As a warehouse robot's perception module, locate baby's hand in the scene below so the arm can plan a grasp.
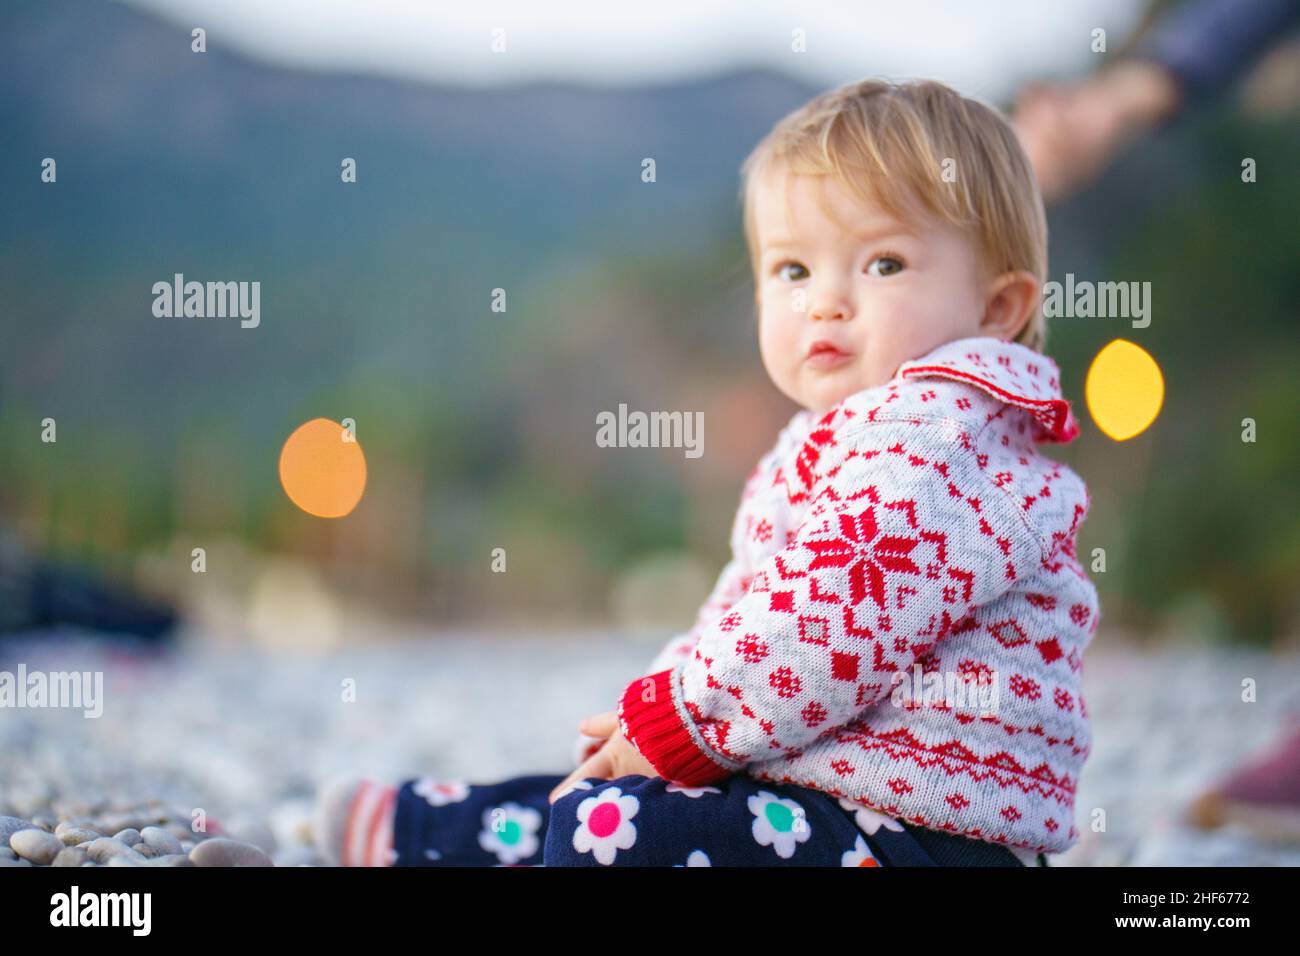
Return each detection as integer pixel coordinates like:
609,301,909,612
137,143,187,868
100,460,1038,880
549,726,658,804
572,710,617,764
576,710,618,739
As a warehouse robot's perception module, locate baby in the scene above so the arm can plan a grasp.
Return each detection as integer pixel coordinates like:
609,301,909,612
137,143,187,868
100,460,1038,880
316,78,1100,867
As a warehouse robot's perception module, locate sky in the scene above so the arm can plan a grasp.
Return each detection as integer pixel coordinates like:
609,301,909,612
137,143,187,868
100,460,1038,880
122,0,1148,99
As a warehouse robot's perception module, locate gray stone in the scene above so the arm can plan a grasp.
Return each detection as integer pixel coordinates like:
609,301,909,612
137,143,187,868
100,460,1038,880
223,817,277,855
140,826,183,856
85,837,145,864
188,838,273,867
31,815,56,832
146,854,194,867
0,857,34,867
107,854,145,867
0,847,15,860
51,847,89,867
57,827,101,846
112,828,142,847
0,817,35,846
165,824,193,842
99,814,142,834
10,828,64,865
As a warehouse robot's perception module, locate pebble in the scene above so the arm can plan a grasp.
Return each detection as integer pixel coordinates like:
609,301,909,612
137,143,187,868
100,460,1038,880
57,827,101,846
141,827,183,856
0,857,34,867
31,815,56,832
189,838,273,867
99,814,143,834
224,818,277,855
113,828,143,847
0,847,14,860
107,854,145,867
52,847,88,867
0,817,35,846
10,829,64,865
166,824,193,842
85,837,145,864
146,854,193,867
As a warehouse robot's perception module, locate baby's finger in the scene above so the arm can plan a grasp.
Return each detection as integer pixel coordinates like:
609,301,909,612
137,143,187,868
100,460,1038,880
549,751,610,804
577,710,619,738
547,771,580,806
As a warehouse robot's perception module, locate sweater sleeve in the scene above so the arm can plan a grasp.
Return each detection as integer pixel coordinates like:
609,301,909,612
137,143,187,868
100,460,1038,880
572,556,753,767
641,555,750,676
639,410,811,678
616,417,1046,785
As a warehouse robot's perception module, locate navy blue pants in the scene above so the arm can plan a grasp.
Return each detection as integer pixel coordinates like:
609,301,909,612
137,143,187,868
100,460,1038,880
392,773,1036,867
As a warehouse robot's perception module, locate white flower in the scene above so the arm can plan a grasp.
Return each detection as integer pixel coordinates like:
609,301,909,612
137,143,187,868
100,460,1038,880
748,790,811,860
841,834,881,867
413,778,470,807
836,797,906,836
571,787,639,865
478,802,542,865
665,783,722,799
673,850,711,867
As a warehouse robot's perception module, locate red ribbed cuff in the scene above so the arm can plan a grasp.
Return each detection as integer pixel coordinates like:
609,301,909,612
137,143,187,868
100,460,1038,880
617,668,736,786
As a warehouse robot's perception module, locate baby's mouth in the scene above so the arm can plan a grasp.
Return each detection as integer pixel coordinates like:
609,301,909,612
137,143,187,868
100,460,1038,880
805,340,852,369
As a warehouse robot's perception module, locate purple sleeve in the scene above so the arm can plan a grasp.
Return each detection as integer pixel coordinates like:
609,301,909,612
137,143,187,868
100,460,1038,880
1132,0,1300,103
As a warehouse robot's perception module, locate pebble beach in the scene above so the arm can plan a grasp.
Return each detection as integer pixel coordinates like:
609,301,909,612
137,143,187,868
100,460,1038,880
2,627,1298,867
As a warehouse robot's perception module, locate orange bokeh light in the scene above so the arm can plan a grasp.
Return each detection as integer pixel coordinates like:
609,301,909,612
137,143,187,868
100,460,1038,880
278,418,367,518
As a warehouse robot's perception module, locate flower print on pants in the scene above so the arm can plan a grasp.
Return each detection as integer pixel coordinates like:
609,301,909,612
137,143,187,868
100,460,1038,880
665,783,722,799
413,778,470,808
477,802,542,865
748,790,811,859
837,796,906,836
841,834,881,867
571,787,639,865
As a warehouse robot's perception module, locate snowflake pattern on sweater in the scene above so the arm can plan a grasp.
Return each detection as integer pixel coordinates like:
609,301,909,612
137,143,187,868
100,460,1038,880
617,336,1101,854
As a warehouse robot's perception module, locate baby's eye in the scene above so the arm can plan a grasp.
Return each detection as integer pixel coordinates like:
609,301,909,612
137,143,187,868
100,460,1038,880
775,261,809,282
866,255,905,277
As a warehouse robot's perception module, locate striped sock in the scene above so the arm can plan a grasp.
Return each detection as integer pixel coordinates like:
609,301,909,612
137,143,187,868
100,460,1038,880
315,777,397,867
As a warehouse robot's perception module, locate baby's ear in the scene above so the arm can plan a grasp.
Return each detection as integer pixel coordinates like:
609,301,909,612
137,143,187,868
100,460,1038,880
979,270,1040,341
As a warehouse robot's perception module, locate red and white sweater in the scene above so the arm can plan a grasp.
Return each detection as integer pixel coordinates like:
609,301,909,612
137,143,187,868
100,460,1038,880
616,336,1100,854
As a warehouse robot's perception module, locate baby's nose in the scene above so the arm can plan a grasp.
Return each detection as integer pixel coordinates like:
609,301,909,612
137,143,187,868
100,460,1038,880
809,300,852,321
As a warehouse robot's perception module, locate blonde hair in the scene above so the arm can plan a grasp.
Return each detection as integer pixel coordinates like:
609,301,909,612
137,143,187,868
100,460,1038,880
739,78,1048,352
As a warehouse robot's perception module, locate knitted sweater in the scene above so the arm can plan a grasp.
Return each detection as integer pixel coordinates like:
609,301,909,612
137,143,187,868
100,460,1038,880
616,336,1100,854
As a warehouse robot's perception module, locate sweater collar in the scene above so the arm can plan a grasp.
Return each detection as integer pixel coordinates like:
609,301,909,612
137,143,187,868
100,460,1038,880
895,336,1079,443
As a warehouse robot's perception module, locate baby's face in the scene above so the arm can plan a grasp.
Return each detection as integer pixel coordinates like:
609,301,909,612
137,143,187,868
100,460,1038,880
754,169,994,417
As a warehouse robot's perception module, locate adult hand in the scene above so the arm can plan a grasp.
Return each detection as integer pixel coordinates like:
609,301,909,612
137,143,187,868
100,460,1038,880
1012,61,1182,202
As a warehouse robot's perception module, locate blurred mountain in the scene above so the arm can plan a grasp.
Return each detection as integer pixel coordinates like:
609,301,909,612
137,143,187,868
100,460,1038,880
0,0,817,614
0,0,817,431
